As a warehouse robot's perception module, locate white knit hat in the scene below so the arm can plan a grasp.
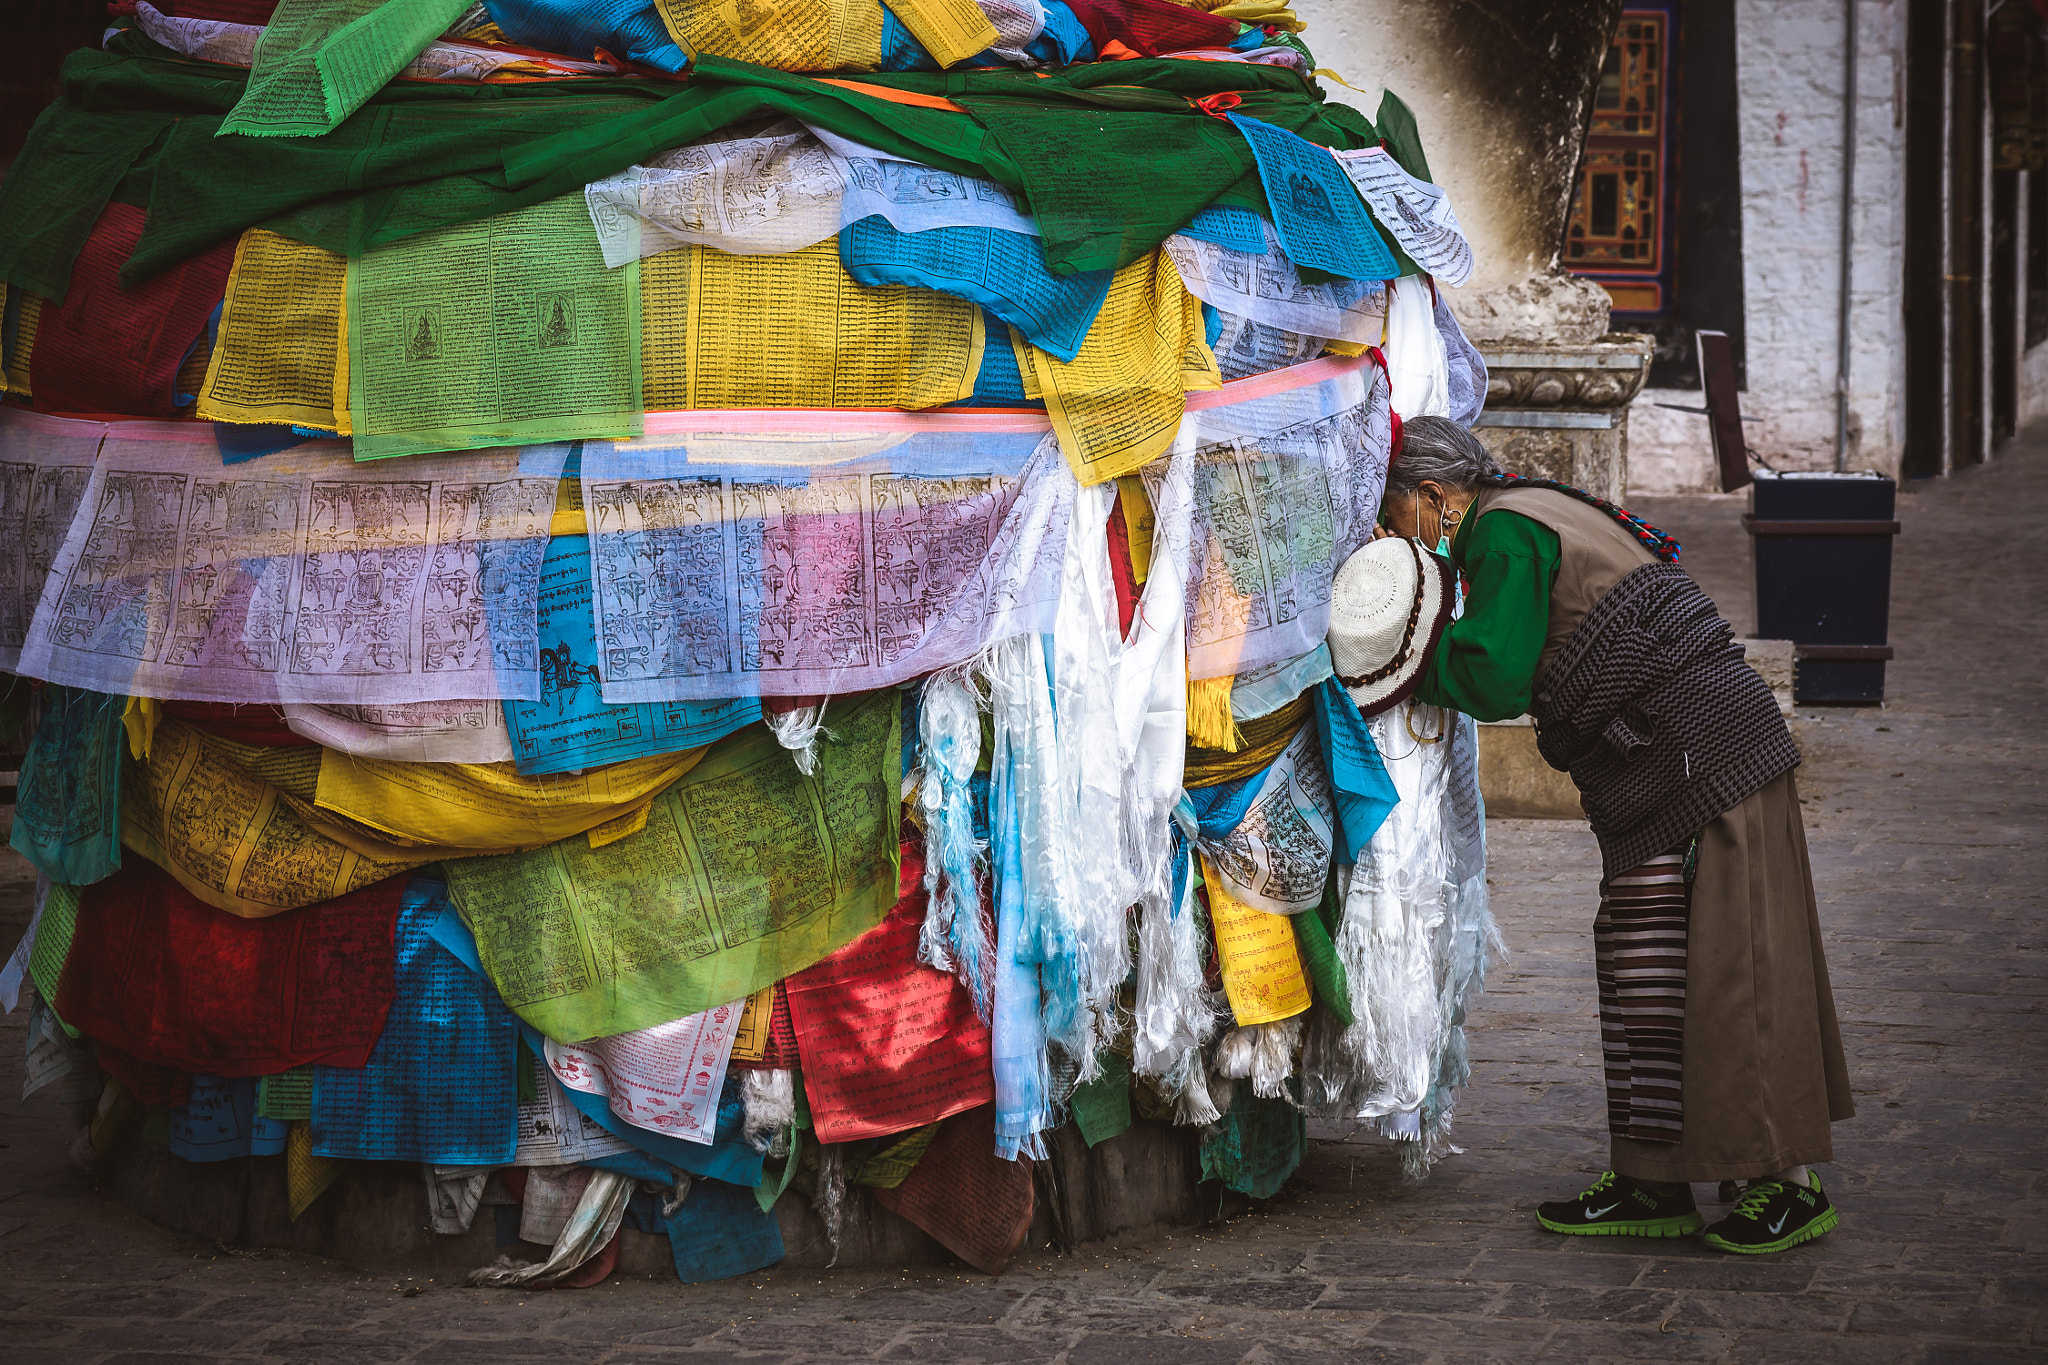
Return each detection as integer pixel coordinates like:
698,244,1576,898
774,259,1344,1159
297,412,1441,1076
1326,537,1455,717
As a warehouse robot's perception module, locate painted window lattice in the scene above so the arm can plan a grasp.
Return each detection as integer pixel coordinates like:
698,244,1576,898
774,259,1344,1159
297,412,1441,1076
1566,8,1672,315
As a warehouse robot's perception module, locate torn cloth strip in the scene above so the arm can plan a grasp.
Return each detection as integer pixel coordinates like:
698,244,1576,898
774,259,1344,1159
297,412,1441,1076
29,202,234,418
311,877,520,1164
55,857,404,1077
1596,851,1690,1144
784,843,996,1144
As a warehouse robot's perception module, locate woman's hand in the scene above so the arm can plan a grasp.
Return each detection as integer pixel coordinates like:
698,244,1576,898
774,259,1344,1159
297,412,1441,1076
1369,523,1395,541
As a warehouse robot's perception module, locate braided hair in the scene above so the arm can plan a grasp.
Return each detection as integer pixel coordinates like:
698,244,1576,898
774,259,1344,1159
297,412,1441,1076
1389,415,1682,563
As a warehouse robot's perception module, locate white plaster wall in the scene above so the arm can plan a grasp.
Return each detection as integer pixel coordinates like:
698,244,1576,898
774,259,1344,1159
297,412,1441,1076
1626,0,1909,490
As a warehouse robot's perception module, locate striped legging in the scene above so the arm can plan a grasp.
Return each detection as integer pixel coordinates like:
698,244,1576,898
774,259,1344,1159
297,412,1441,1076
1594,849,1691,1144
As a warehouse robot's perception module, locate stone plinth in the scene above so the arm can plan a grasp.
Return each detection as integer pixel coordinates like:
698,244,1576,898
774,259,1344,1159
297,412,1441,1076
98,1117,1205,1274
1472,333,1656,503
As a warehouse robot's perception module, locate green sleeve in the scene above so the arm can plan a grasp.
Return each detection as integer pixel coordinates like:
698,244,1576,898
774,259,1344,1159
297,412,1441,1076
1413,511,1560,722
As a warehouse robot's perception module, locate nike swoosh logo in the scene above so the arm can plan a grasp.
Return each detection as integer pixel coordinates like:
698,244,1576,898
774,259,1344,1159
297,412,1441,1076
1769,1212,1790,1234
1585,1203,1620,1219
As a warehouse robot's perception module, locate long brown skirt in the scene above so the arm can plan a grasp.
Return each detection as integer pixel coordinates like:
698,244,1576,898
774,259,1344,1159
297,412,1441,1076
1607,769,1855,1183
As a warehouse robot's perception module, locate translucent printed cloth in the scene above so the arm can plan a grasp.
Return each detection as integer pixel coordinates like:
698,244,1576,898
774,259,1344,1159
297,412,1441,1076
12,418,563,704
2,352,1387,703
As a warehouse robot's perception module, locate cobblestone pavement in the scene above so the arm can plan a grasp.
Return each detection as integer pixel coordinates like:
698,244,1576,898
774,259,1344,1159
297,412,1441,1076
1,441,2043,1365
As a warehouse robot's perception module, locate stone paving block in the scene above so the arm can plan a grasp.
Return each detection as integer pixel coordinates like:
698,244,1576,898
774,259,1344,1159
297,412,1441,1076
1465,1248,1650,1288
74,1320,270,1353
1808,1268,1991,1303
407,1336,587,1362
1155,1278,1325,1310
715,1320,906,1353
839,1285,1025,1322
1528,1319,1734,1363
1313,1280,1499,1314
877,1326,1074,1361
1846,1299,2037,1341
1062,1332,1251,1365
543,1312,727,1342
1481,1285,1676,1323
1716,1332,1927,1365
1631,1257,1823,1294
604,1354,797,1365
258,1332,424,1362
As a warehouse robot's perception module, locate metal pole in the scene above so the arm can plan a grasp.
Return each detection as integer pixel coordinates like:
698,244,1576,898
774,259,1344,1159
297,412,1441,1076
1835,0,1859,471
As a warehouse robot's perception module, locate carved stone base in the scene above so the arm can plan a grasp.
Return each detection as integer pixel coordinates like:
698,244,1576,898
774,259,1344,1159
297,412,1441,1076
1470,333,1656,504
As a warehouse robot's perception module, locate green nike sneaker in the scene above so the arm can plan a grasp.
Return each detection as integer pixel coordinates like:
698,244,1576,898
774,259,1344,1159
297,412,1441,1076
1536,1171,1705,1238
1702,1172,1839,1254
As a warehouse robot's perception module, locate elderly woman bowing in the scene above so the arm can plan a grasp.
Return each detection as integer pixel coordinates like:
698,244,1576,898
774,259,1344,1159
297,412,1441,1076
1377,415,1854,1256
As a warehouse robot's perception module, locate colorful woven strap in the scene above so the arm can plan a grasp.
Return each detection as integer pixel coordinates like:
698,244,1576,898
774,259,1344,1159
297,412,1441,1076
1497,475,1682,563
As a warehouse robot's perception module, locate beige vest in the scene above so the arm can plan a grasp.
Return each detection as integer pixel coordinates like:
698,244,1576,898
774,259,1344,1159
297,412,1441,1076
1465,485,1658,680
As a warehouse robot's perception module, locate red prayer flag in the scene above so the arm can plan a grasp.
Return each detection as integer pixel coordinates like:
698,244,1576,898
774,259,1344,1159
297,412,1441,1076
94,1040,191,1109
163,0,280,22
30,201,234,417
873,1104,1035,1274
785,844,995,1143
1061,0,1242,57
55,859,407,1078
161,701,316,748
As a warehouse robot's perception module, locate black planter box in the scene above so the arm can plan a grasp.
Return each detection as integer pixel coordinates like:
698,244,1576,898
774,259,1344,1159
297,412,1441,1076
1745,472,1898,704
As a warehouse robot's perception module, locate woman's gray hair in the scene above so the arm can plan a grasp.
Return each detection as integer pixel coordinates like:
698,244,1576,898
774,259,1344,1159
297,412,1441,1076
1384,415,1511,495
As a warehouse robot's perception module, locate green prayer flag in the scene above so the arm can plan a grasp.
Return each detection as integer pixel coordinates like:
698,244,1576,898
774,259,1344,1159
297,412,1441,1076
1069,1050,1132,1148
347,192,642,459
1295,870,1353,1028
852,1122,938,1189
755,1127,801,1213
1199,1091,1304,1200
257,1066,314,1120
28,882,80,1036
220,0,475,139
446,689,902,1043
0,38,1390,299
515,1035,540,1102
1374,89,1433,185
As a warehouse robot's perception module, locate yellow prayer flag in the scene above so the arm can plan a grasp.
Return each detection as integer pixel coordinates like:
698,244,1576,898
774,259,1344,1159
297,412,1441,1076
287,1120,341,1221
1202,854,1311,1026
197,229,351,434
888,0,998,66
729,986,776,1061
642,242,982,411
313,746,704,852
3,288,41,399
654,0,884,72
1026,249,1214,485
1008,325,1040,399
1115,473,1155,582
122,716,431,918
